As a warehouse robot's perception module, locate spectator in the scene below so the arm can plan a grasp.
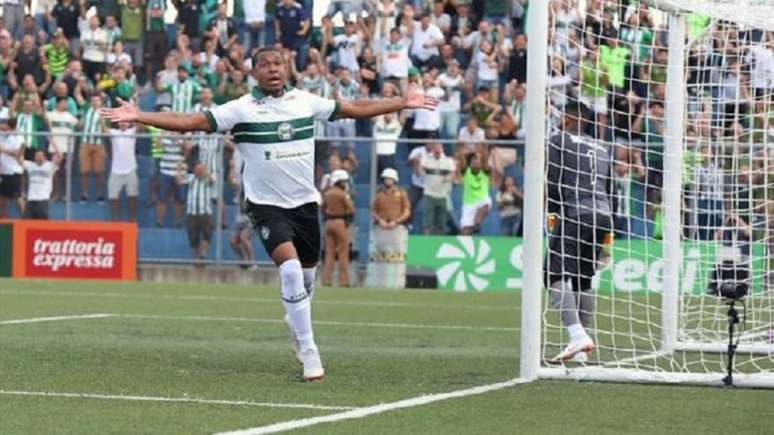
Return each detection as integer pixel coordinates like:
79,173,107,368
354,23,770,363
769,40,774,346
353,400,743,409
10,35,48,90
430,0,452,35
46,96,78,202
156,131,188,227
329,19,362,74
79,94,107,202
328,67,359,149
218,68,248,103
420,142,456,235
359,47,380,96
407,141,430,224
51,0,81,53
457,115,485,160
174,0,203,52
103,15,122,54
467,86,499,124
155,56,179,111
107,121,140,221
208,2,238,57
408,12,444,70
411,73,445,140
379,27,413,89
460,151,491,235
4,0,26,40
242,0,267,53
496,175,523,236
0,38,13,99
23,149,61,219
81,16,109,83
43,30,71,80
579,47,608,119
326,0,372,20
437,59,464,139
178,161,215,264
192,87,222,224
120,0,145,73
228,150,256,269
476,39,500,92
46,81,82,117
275,0,310,70
158,66,201,113
14,98,45,160
322,169,355,287
0,118,25,218
613,148,646,236
695,144,724,240
145,0,168,79
373,112,402,175
0,95,9,122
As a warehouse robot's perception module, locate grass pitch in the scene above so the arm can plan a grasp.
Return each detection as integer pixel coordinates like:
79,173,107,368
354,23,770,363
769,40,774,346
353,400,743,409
0,279,771,434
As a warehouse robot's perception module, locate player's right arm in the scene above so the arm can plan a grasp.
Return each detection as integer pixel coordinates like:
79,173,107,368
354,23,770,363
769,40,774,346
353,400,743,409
100,98,214,132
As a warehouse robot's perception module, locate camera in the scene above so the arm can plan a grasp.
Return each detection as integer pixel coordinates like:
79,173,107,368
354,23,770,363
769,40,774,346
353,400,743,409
706,261,749,301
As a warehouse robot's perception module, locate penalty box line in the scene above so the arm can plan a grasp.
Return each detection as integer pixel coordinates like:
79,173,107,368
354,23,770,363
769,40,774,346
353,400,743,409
0,390,356,411
215,378,529,435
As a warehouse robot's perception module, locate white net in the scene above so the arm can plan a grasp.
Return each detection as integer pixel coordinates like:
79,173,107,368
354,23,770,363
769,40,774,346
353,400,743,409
539,0,774,385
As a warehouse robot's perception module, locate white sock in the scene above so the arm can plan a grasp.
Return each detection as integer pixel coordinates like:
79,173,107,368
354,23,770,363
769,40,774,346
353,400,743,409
279,259,316,352
303,267,316,300
567,323,588,342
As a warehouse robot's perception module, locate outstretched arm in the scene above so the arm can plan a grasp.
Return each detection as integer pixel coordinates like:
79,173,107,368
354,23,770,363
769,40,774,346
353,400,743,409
100,98,212,132
334,84,437,120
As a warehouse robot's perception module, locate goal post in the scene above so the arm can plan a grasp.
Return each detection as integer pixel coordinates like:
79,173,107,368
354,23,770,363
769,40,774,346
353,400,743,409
520,0,774,387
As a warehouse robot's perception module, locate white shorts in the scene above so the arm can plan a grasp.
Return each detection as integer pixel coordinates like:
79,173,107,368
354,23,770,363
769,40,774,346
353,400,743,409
108,171,139,199
460,197,491,228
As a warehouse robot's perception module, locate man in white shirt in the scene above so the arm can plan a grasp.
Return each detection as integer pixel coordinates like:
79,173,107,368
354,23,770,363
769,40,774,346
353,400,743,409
412,73,446,139
81,16,108,82
372,112,402,174
409,13,444,70
101,47,438,382
23,150,61,219
420,142,455,235
458,116,486,157
46,97,79,202
0,119,26,217
333,20,361,74
379,28,413,89
407,142,430,224
437,60,464,139
108,122,139,221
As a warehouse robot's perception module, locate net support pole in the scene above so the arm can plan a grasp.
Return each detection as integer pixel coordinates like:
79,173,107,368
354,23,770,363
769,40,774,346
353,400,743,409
660,14,686,353
519,0,549,381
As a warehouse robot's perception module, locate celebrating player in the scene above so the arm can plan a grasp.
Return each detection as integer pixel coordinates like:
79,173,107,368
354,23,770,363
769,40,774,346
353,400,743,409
101,47,437,381
545,103,614,363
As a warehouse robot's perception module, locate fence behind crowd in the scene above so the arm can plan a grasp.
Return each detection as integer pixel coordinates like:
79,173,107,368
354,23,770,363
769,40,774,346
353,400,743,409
0,130,530,269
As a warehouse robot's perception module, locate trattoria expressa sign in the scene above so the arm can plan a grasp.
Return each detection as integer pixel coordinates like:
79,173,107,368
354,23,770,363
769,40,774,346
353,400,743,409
0,220,137,280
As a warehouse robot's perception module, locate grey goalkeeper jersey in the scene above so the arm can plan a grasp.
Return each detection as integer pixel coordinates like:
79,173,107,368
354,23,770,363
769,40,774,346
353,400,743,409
546,132,613,219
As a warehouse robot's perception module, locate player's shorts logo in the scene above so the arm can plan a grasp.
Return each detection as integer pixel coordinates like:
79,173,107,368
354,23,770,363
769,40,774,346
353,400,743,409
260,226,270,241
277,122,295,141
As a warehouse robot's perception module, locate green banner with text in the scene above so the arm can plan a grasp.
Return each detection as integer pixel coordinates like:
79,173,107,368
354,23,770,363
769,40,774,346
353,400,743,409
407,236,768,294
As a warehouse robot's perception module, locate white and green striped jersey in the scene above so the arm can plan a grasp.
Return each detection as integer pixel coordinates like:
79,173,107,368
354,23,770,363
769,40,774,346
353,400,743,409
193,102,220,176
164,79,201,113
159,137,185,176
204,85,339,208
184,173,214,215
80,106,104,144
614,172,633,217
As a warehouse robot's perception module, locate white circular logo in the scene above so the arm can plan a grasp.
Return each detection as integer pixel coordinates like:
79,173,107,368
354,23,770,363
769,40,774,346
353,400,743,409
277,122,295,141
260,226,271,240
435,237,496,292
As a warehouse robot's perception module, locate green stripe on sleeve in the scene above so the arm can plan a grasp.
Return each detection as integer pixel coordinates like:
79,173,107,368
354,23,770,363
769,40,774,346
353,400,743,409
203,110,217,132
232,117,314,134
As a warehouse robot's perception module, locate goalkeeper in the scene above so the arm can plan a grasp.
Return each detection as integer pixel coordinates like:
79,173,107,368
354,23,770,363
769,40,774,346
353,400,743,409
545,103,614,362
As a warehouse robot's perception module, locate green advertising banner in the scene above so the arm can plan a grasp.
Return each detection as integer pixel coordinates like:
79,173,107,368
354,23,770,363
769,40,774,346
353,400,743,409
407,236,768,294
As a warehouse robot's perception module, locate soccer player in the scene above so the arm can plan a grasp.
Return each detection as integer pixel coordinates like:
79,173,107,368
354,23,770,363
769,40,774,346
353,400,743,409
545,103,613,363
101,47,437,381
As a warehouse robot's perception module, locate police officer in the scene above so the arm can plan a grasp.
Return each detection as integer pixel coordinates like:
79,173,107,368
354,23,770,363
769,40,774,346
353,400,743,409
322,169,355,287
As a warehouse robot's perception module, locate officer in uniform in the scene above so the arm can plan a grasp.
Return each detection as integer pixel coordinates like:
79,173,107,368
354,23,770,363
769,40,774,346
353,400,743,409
322,169,355,287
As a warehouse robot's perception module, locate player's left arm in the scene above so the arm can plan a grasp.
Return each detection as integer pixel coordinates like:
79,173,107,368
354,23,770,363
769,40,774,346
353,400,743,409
333,84,438,120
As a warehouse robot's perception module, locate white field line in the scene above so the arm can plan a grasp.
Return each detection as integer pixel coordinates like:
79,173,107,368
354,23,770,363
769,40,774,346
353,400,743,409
114,314,519,333
603,350,672,367
216,377,528,435
0,314,112,325
0,390,355,411
0,289,516,312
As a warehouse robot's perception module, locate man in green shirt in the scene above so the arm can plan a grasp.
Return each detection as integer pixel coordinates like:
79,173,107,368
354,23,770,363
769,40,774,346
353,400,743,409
145,0,168,79
460,151,491,235
158,66,201,113
579,48,608,115
43,31,71,79
599,36,630,89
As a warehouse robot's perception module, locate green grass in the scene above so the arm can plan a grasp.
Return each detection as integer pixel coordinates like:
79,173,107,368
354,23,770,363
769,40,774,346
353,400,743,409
0,279,771,435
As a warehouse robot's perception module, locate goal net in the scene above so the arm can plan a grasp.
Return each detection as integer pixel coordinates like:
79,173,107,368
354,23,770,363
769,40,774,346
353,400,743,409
521,0,774,387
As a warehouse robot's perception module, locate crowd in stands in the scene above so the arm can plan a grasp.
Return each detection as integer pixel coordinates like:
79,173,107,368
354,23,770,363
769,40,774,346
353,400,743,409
0,0,773,264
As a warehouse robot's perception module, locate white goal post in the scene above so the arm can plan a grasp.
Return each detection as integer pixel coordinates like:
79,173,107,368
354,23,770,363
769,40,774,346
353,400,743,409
520,0,774,387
